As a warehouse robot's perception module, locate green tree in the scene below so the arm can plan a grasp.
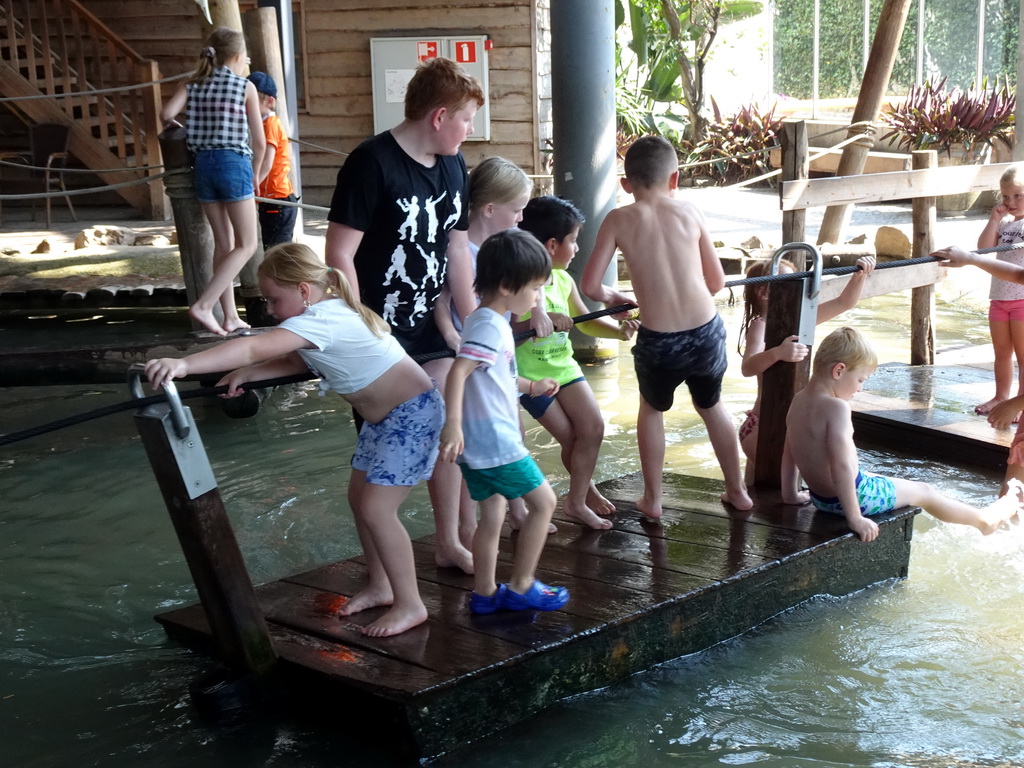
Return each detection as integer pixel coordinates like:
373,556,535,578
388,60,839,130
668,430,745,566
618,0,764,144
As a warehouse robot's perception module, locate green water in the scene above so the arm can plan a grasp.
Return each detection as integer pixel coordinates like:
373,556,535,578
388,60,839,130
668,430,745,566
2,294,1023,767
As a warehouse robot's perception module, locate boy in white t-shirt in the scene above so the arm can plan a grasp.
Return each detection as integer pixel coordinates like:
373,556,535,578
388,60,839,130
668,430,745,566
439,229,570,614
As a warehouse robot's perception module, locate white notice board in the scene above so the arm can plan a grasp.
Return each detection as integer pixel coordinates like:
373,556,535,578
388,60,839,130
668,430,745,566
370,36,491,141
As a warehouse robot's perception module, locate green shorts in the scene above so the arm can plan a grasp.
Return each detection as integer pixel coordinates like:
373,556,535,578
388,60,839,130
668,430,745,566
460,455,545,502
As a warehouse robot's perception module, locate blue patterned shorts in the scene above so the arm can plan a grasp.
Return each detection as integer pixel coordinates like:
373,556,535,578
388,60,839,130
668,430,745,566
809,470,897,517
351,388,443,486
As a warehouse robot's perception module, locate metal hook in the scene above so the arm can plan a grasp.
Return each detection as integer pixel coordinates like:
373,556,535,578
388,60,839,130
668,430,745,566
126,362,190,440
769,242,824,346
769,242,823,300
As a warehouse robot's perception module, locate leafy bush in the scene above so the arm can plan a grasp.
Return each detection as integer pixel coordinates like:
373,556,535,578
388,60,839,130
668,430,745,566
879,77,1015,155
676,99,782,186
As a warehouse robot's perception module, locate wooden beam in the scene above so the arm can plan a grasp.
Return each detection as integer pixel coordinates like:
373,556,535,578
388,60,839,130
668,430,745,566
817,0,912,244
817,261,946,302
781,162,1011,211
910,150,937,365
780,119,808,244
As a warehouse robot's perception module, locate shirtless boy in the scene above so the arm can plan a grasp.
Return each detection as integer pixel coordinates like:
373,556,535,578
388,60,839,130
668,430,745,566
581,135,752,517
782,327,1021,541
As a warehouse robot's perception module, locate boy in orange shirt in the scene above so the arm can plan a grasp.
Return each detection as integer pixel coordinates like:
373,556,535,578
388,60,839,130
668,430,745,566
248,71,296,246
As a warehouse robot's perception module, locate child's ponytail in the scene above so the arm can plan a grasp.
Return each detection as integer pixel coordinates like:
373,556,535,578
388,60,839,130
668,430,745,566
188,26,245,85
259,243,391,337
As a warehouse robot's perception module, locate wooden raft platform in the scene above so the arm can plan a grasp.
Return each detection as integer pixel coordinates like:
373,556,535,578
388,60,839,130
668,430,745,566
851,362,1012,470
156,471,917,761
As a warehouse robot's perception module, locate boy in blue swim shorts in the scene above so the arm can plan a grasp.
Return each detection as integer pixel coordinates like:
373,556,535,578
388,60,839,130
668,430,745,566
783,327,1021,541
439,229,571,615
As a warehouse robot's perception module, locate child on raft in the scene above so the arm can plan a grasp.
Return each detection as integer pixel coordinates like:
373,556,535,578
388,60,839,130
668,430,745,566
515,195,639,529
737,254,875,483
782,326,1022,541
439,228,570,614
146,243,441,638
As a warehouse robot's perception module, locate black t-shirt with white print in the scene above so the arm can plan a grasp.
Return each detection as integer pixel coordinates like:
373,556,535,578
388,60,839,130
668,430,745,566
328,131,469,356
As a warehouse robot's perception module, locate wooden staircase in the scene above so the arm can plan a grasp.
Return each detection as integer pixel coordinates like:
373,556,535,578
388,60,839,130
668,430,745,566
0,0,165,218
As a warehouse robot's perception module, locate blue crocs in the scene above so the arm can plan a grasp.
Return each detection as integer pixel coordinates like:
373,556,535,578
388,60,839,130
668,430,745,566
469,584,507,615
501,580,569,612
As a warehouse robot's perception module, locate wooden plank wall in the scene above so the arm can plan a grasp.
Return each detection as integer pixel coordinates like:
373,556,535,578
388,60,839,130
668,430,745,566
82,0,551,208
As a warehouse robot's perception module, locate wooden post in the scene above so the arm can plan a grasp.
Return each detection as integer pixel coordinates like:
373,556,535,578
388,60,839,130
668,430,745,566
910,149,937,365
134,400,276,676
816,0,912,245
141,59,168,220
781,119,808,245
159,127,217,332
203,0,244,32
753,279,811,487
237,6,291,328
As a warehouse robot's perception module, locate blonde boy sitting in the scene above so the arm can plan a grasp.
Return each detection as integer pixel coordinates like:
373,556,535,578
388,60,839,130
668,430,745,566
782,327,1021,542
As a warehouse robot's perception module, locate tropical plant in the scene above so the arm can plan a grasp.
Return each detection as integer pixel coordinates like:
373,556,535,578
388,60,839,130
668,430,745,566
616,0,764,146
878,77,1016,157
677,98,782,185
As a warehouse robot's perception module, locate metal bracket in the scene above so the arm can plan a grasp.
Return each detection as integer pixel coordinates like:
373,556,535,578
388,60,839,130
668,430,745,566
127,364,217,500
770,242,823,346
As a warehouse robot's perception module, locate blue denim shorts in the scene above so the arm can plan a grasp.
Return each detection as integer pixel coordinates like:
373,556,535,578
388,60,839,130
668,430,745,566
194,149,254,203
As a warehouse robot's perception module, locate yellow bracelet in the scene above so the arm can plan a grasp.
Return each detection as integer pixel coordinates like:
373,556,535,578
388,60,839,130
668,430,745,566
529,380,534,396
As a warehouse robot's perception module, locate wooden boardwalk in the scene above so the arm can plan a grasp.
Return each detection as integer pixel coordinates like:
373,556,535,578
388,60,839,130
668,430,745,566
156,471,917,761
851,361,1012,470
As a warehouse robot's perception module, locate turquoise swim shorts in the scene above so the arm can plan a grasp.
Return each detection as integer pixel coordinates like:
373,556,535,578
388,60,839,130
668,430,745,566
460,455,545,502
809,470,897,517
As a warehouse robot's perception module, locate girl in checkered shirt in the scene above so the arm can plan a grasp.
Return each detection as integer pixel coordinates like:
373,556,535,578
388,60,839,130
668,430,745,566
162,27,265,336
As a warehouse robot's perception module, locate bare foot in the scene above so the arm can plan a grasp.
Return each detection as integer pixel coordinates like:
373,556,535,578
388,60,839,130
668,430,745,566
636,495,663,519
339,585,393,616
361,603,428,637
975,397,1007,415
980,478,1024,534
508,506,557,534
435,542,475,574
223,316,251,334
563,499,613,530
189,304,227,336
585,485,617,516
721,484,754,511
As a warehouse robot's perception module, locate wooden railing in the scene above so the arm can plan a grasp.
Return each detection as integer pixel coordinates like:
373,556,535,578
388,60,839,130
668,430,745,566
754,120,1005,486
0,0,165,217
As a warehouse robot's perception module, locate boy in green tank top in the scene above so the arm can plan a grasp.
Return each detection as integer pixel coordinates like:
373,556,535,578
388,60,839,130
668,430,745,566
515,196,639,529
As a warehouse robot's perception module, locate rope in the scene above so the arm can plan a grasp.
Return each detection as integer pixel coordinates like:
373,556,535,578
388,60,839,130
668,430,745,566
0,371,315,448
0,167,185,201
723,242,1024,289
0,302,638,447
254,195,330,214
288,136,347,157
0,157,165,174
407,303,639,363
0,73,190,104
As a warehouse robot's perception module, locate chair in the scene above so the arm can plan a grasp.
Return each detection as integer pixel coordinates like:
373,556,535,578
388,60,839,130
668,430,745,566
0,123,77,228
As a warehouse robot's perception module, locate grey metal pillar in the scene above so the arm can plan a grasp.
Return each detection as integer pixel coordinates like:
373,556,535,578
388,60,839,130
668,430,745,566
550,0,618,363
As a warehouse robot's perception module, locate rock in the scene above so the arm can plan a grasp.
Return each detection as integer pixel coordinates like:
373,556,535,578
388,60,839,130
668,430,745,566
2,247,20,255
132,234,171,247
740,235,766,250
31,239,50,254
874,225,911,258
74,225,138,249
847,233,867,244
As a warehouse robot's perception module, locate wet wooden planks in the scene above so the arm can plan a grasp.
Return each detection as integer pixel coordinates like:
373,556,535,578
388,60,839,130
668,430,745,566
851,362,1012,470
155,471,917,761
